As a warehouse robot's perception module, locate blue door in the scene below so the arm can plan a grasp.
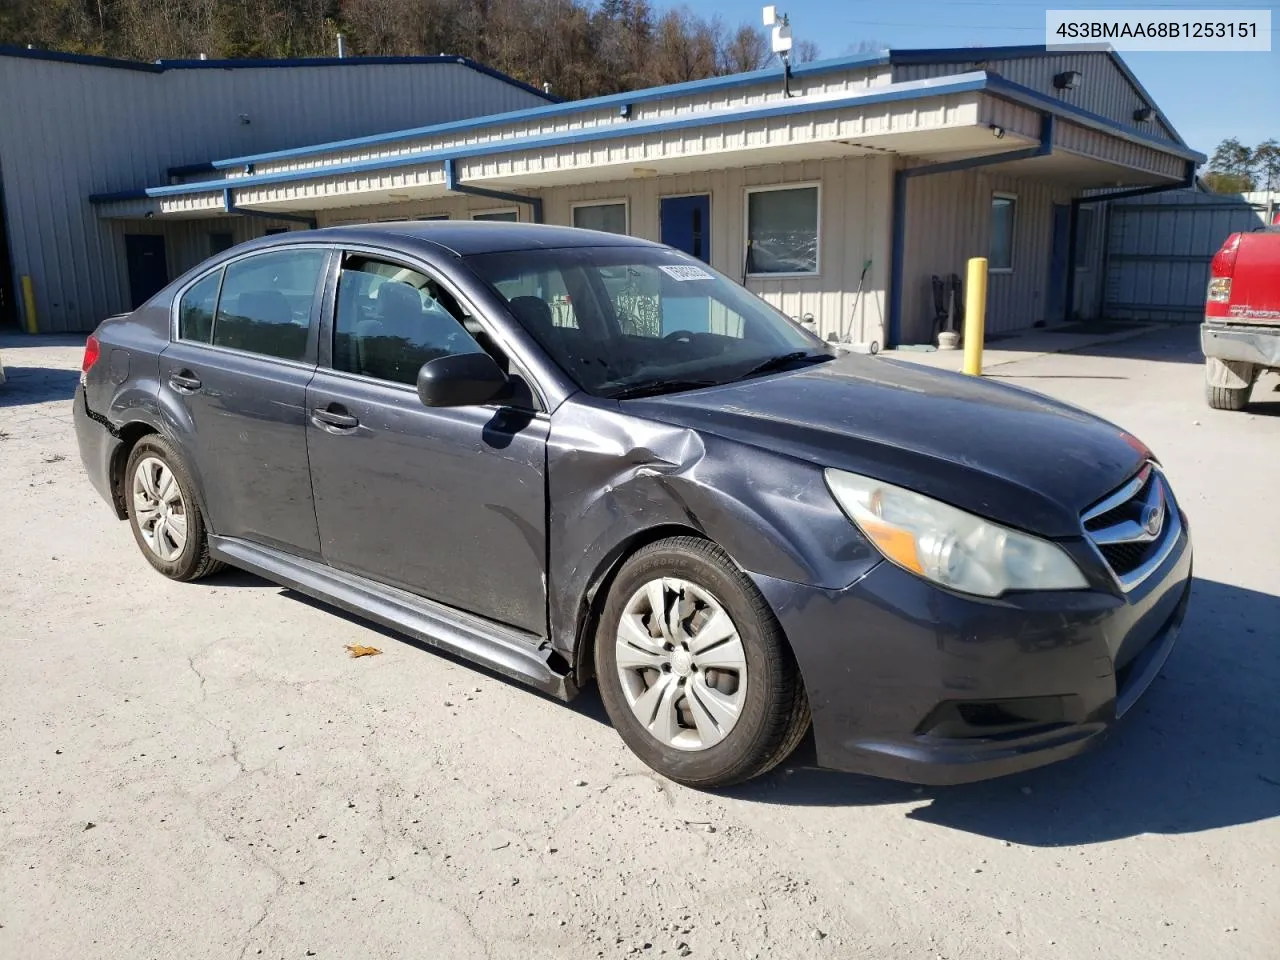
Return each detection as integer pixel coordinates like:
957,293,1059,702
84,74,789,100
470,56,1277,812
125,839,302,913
661,195,711,263
124,235,169,309
1046,204,1071,324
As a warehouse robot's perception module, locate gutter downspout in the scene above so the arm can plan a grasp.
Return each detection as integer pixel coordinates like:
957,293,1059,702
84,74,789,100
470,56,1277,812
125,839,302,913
223,189,318,229
1063,158,1196,324
888,113,1054,348
444,159,543,223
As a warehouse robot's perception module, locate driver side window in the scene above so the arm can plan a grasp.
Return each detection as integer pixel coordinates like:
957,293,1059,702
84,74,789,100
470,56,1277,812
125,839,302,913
332,255,485,386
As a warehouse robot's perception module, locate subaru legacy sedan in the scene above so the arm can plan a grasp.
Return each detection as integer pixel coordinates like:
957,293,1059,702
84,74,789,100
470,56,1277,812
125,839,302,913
74,223,1192,787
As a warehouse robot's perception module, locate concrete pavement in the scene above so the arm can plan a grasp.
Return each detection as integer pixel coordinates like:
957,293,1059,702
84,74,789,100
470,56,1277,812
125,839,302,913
1,326,1277,960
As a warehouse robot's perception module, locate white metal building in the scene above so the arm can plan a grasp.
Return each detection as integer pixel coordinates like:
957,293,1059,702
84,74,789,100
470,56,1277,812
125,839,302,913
8,44,1202,344
0,47,552,333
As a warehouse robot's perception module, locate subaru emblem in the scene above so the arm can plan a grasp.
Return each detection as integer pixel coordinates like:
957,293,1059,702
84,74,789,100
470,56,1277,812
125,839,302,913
1142,502,1164,538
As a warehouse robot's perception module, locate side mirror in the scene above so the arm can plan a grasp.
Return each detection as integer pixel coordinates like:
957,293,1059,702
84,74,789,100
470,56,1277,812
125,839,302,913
416,352,510,407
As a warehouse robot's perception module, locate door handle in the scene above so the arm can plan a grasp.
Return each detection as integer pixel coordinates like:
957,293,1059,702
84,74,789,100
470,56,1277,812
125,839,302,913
311,405,360,431
168,370,202,392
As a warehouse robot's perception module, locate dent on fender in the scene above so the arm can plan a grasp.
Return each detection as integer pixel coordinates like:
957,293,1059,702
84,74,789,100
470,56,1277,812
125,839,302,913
544,401,881,660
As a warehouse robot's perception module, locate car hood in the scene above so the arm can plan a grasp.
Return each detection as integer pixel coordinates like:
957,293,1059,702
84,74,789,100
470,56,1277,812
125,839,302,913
622,355,1150,538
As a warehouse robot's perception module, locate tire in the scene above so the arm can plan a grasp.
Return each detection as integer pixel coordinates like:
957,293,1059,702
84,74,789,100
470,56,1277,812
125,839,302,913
595,536,810,788
124,435,224,581
1205,383,1249,411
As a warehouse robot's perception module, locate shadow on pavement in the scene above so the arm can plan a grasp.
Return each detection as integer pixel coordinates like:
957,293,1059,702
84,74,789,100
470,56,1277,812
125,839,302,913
0,366,80,407
729,577,1280,844
1048,323,1204,365
204,562,1280,838
262,581,613,723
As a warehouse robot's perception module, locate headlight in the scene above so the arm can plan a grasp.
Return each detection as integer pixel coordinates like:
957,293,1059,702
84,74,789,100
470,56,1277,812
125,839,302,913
824,469,1087,598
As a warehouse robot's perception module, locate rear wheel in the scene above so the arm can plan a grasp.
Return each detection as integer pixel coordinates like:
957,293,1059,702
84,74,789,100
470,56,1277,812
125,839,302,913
1205,383,1250,411
595,537,810,788
124,435,223,581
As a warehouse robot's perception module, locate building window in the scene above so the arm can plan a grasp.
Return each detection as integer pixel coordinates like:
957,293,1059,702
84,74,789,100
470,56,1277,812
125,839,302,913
1076,206,1096,268
211,249,327,360
745,184,819,276
473,209,519,222
572,201,628,235
989,194,1016,272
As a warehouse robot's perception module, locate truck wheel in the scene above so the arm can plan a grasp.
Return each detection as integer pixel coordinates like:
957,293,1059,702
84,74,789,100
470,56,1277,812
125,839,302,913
1205,383,1249,411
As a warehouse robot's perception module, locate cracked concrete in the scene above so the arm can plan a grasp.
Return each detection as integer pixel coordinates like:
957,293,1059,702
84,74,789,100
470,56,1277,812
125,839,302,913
1,328,1279,960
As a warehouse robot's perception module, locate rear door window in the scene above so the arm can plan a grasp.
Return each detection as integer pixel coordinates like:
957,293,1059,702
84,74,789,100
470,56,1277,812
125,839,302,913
211,249,328,361
178,270,221,344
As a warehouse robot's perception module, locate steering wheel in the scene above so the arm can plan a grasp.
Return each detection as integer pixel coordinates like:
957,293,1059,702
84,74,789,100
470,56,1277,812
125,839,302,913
662,329,697,343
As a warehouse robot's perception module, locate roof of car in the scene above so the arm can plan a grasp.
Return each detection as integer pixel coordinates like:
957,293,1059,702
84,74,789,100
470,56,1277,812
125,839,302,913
292,221,663,257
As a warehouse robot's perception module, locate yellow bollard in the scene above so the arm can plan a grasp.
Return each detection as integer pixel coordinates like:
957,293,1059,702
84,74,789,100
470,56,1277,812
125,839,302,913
20,275,38,334
962,257,987,376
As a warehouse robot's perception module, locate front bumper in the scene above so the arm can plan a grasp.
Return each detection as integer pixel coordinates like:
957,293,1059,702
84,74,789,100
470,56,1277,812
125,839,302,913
1201,321,1280,368
752,518,1192,785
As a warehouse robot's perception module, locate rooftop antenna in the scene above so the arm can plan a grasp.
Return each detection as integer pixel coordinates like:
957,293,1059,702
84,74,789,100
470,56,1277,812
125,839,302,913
763,5,794,97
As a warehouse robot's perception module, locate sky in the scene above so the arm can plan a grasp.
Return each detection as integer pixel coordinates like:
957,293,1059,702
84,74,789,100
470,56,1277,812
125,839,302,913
680,0,1279,158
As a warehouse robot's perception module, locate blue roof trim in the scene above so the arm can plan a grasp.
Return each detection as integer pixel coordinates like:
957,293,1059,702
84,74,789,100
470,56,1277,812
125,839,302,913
89,72,982,203
167,161,218,179
203,50,891,171
90,68,1203,206
0,46,555,104
889,44,1066,63
0,44,161,72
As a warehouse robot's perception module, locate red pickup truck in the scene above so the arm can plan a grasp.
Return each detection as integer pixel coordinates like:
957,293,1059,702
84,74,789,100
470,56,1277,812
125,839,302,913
1202,229,1280,410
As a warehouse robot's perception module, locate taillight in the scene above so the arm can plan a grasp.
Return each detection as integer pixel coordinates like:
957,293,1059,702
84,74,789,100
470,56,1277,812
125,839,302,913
1206,234,1241,309
81,335,101,374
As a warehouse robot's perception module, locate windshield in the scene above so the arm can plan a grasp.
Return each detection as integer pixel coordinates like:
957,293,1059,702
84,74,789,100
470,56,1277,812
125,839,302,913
464,246,831,399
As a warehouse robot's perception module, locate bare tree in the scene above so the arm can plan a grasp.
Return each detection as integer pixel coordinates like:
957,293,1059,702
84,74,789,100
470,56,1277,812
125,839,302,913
718,23,770,74
792,37,819,63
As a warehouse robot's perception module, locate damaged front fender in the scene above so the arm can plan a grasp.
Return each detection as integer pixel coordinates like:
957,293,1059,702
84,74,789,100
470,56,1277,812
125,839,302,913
546,398,881,666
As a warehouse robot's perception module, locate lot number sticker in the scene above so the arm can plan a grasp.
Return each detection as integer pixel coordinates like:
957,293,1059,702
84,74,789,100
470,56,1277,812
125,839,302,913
659,264,714,282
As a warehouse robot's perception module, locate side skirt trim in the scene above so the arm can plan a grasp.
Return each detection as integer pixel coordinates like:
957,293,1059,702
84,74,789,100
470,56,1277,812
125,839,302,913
209,536,576,700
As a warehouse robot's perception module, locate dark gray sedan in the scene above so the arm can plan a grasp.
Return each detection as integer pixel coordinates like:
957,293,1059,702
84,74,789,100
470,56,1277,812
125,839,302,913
74,223,1192,787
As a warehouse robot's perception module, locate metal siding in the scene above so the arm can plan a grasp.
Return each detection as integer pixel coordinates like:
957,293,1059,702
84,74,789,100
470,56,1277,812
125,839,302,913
1054,121,1185,179
173,91,984,213
0,57,546,331
244,66,892,177
895,53,1179,144
1102,190,1267,321
320,154,896,347
900,166,1074,343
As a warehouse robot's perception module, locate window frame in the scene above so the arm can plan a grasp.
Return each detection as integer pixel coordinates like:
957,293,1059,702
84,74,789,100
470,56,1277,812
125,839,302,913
471,207,521,223
318,244,548,413
167,244,335,369
1074,205,1096,272
989,192,1018,274
743,181,822,279
570,199,630,236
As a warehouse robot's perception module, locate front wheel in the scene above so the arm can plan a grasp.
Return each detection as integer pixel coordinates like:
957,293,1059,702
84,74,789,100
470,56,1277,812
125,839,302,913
595,537,810,788
1205,383,1250,411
